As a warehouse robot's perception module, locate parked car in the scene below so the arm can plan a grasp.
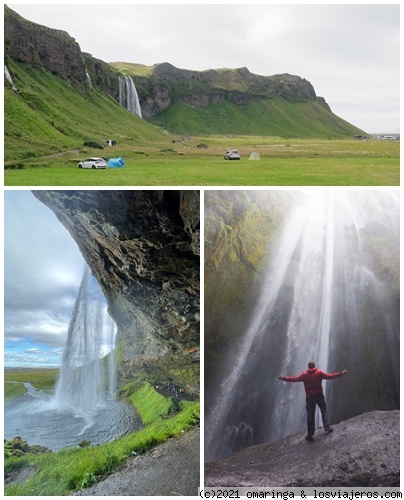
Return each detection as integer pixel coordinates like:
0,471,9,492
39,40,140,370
77,157,107,169
224,150,241,160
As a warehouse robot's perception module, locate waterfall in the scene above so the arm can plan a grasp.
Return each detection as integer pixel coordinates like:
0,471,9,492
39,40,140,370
85,70,93,89
53,267,116,430
118,75,142,117
4,65,17,90
108,317,117,397
205,190,400,462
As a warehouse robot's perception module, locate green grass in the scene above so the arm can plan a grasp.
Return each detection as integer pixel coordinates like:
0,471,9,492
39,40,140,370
4,381,27,400
5,61,398,186
151,98,366,138
4,137,400,186
5,368,59,400
4,61,169,162
110,61,154,76
128,383,176,424
5,368,59,392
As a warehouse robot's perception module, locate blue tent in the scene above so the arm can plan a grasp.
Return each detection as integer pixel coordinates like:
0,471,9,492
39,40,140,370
107,157,125,168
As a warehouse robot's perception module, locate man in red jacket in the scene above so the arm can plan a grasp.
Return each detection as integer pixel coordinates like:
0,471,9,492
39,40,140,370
278,362,348,441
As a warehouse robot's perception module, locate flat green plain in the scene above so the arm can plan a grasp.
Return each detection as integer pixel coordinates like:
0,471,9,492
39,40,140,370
4,136,400,186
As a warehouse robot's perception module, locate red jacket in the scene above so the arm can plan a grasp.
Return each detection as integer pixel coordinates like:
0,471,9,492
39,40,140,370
281,367,343,396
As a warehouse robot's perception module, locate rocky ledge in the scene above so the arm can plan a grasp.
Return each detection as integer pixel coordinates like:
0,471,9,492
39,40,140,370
205,411,399,487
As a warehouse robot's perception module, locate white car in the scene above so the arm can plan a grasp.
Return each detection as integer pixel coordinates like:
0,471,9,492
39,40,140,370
77,157,107,169
224,150,241,160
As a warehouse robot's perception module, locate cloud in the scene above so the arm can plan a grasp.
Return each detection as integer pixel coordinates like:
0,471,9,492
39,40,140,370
4,192,88,366
4,347,63,368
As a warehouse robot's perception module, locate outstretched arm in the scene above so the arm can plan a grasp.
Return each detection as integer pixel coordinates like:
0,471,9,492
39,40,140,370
322,370,348,379
277,373,305,382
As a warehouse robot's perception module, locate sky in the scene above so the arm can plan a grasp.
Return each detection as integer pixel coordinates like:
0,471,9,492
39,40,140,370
8,3,400,134
4,191,112,368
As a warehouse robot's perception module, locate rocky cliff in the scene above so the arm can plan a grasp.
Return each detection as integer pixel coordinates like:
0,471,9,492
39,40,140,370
32,190,200,387
205,410,399,487
4,6,119,97
4,6,87,90
120,62,330,121
204,191,303,401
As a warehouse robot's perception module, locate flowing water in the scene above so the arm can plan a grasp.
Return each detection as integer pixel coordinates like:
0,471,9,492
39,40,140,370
5,267,142,450
118,75,142,117
4,65,17,90
54,267,112,419
85,70,93,89
205,190,400,461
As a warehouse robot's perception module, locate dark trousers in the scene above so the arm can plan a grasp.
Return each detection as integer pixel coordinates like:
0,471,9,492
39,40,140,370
306,394,330,436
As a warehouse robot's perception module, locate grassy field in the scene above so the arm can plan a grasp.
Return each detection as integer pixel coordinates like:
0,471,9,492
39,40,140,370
5,368,59,387
5,368,59,399
4,136,399,186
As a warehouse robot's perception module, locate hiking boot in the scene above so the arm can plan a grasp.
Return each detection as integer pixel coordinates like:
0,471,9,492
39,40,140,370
305,435,314,442
325,427,333,433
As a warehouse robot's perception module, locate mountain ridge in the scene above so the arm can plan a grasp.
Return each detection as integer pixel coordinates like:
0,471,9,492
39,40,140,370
5,5,367,139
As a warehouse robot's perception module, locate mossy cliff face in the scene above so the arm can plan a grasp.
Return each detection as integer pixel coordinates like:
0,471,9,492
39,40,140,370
32,191,200,384
204,191,303,393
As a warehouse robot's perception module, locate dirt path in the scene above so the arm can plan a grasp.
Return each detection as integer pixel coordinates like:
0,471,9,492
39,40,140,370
41,150,80,159
74,426,200,496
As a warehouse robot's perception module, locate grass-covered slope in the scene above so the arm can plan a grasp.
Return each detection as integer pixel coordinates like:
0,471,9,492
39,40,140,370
112,62,367,138
151,97,366,138
4,61,166,161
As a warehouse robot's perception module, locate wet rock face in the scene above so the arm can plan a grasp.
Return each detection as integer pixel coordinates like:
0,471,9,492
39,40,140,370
32,190,200,376
205,410,399,487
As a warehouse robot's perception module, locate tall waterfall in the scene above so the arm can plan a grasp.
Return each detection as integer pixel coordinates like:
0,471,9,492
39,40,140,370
205,190,400,462
119,75,142,117
54,267,117,429
4,65,17,90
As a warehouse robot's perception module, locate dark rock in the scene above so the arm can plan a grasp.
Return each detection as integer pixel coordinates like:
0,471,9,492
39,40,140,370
5,466,37,485
83,53,121,100
205,410,399,487
133,65,320,121
4,6,87,89
32,190,200,383
204,191,303,400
